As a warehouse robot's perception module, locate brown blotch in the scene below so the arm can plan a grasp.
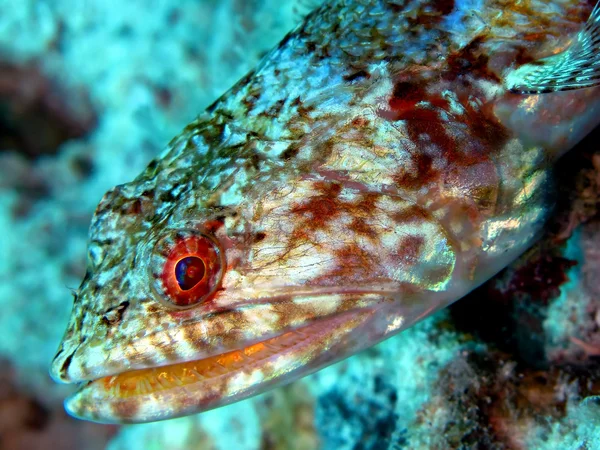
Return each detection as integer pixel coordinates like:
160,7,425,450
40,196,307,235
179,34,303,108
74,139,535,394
246,151,262,171
392,205,431,223
312,245,375,285
461,96,509,147
102,301,129,326
141,189,155,198
112,398,140,420
444,35,499,82
144,303,161,314
255,232,267,242
242,91,261,111
122,198,142,215
291,197,339,227
356,193,379,212
387,82,425,119
349,217,377,238
401,101,499,171
204,219,224,234
296,101,315,118
288,183,344,231
514,46,536,66
265,98,285,117
383,81,450,122
351,116,370,127
289,228,310,246
397,235,425,265
393,151,439,191
314,181,342,197
280,144,300,160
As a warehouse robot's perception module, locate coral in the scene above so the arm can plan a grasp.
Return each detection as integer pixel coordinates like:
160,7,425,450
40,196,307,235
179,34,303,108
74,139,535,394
308,317,464,450
415,350,600,450
0,60,96,159
552,130,600,240
528,395,600,450
257,384,319,450
449,242,577,368
316,372,401,449
567,221,600,358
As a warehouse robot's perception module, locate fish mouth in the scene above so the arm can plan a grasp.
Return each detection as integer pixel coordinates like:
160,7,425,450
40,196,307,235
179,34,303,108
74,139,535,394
64,307,376,424
52,287,397,385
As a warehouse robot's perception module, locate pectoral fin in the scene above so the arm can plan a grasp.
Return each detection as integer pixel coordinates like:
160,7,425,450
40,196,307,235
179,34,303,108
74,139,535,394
506,2,600,94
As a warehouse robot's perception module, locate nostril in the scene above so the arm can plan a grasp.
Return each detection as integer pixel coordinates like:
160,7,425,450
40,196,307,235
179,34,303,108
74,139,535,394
101,301,130,325
50,350,75,383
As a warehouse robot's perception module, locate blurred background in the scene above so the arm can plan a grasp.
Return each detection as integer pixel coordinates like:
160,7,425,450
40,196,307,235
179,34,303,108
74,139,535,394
0,1,599,449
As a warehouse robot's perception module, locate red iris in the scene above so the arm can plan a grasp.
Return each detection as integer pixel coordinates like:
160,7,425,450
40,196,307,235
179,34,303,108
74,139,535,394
160,234,222,306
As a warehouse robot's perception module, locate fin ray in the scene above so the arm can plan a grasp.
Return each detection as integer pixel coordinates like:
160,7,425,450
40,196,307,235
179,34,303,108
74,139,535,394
506,2,600,94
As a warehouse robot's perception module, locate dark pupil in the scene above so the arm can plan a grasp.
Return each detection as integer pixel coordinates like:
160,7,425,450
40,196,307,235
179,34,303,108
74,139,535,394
175,256,206,291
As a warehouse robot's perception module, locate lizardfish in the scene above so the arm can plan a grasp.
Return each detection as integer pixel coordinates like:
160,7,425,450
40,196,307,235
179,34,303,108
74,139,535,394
51,0,600,423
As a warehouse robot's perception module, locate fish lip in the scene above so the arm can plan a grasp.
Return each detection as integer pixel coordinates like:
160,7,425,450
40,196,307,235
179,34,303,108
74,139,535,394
52,288,393,385
63,307,377,424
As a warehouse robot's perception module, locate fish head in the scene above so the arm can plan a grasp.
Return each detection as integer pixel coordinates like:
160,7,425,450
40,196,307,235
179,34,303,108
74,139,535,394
49,120,461,423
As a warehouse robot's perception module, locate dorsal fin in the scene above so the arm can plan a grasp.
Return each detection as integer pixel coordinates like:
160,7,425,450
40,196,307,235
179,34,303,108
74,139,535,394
505,2,600,94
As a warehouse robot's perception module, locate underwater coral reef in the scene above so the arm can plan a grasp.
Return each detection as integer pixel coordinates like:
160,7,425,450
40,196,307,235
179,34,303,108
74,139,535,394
1,0,599,449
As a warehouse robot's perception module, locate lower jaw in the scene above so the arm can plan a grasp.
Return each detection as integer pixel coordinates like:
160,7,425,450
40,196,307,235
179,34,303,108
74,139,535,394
65,308,374,424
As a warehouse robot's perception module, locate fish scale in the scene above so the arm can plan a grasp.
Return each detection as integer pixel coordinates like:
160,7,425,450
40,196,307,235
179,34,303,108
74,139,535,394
50,0,600,423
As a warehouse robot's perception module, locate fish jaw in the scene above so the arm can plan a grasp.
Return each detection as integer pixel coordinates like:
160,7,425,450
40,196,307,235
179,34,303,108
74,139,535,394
50,287,381,384
59,280,474,424
62,304,385,424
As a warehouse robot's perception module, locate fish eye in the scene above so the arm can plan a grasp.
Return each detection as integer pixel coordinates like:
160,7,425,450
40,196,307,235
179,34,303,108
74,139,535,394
150,230,224,307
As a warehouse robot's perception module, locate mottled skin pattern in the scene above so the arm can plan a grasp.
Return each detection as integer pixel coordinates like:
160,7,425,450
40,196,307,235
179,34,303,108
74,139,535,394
51,0,600,423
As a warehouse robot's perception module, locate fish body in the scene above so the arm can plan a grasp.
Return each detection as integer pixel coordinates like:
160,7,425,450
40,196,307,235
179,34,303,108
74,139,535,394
51,0,600,423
